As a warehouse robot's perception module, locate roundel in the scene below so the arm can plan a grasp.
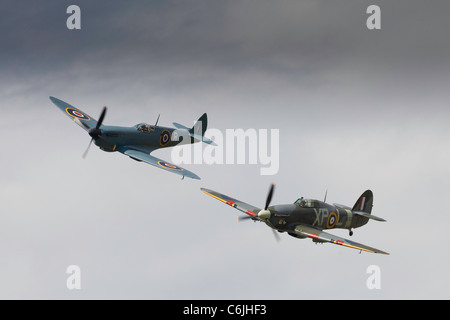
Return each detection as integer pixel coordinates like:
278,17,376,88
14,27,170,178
160,130,171,146
157,161,183,171
327,212,338,229
66,107,90,121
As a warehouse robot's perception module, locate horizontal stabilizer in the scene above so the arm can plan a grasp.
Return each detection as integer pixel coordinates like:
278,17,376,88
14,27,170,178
188,132,217,146
173,121,217,146
172,122,190,131
353,211,386,222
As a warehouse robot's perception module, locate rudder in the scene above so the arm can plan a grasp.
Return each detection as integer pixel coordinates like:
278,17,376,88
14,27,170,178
190,113,208,137
352,190,373,214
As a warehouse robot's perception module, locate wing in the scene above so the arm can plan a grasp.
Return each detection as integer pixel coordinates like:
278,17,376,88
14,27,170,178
293,224,389,255
200,188,261,217
50,96,98,131
117,147,200,180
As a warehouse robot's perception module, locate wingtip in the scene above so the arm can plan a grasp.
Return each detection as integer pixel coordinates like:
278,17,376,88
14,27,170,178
185,174,200,180
188,172,201,180
372,248,389,255
200,188,216,197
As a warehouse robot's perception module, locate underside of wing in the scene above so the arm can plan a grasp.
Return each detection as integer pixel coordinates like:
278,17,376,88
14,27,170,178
117,147,200,180
201,188,261,217
293,224,389,255
50,96,98,131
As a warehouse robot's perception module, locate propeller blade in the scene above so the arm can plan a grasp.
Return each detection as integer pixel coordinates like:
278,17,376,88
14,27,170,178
73,117,90,131
88,106,108,139
237,215,253,222
264,183,275,210
271,229,281,242
82,138,94,159
82,107,107,159
96,106,108,129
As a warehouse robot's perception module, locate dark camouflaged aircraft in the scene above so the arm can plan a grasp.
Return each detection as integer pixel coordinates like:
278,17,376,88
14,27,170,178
51,96,216,180
201,184,388,254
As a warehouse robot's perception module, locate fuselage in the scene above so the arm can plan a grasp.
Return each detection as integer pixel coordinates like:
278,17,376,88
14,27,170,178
265,199,369,235
94,124,191,153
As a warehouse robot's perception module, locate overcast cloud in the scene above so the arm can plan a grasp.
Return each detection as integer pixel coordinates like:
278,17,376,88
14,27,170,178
1,0,450,299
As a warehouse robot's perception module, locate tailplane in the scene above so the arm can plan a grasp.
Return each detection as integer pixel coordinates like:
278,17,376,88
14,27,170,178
173,113,217,146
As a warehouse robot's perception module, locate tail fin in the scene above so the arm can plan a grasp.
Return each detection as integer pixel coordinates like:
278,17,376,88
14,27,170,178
172,113,217,146
352,190,373,213
190,113,207,137
351,190,386,223
351,190,373,228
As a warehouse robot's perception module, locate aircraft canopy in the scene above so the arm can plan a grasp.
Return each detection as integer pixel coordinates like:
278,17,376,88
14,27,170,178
135,123,155,133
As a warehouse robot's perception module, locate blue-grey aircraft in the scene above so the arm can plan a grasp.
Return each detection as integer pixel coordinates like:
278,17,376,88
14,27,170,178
51,96,216,180
201,184,389,254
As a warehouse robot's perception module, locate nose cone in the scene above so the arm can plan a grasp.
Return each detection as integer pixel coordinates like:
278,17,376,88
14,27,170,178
258,209,271,220
88,128,102,139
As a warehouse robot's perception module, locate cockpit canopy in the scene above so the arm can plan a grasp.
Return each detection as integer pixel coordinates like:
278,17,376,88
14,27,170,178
294,198,321,208
135,123,155,133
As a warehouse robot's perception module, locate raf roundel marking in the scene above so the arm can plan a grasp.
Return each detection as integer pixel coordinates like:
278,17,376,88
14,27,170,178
160,129,171,146
157,161,183,171
66,107,91,121
327,212,338,229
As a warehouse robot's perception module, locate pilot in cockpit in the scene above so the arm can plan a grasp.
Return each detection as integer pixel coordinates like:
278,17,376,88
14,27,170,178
294,197,304,206
136,123,154,133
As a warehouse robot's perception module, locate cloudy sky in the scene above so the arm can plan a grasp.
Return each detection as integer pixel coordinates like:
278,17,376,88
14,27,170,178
1,0,450,299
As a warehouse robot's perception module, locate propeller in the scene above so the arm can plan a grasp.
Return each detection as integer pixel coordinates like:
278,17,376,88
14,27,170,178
237,215,253,222
271,229,281,242
82,106,107,159
82,138,94,159
258,183,275,220
261,183,281,242
265,183,274,210
237,183,280,242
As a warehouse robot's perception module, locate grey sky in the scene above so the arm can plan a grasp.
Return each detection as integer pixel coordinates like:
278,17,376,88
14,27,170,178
1,0,450,299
